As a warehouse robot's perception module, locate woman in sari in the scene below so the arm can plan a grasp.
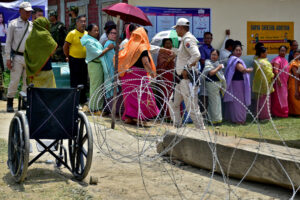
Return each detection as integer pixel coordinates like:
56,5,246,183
156,38,176,117
103,27,117,99
224,44,253,124
24,17,57,88
120,24,136,50
271,46,289,117
80,24,113,114
288,49,300,115
118,27,159,125
202,49,226,125
252,47,274,120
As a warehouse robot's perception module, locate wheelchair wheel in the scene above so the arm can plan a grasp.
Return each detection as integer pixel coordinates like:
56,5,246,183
69,111,93,180
7,111,30,183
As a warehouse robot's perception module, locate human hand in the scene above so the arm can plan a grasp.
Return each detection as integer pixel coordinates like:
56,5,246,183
65,57,69,62
217,64,224,70
226,29,230,36
149,71,156,78
277,79,282,87
6,60,12,70
246,67,253,73
108,43,115,50
170,51,176,59
182,70,189,80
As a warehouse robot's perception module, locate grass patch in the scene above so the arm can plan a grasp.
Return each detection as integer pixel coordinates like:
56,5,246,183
88,114,300,149
209,117,300,148
3,70,23,95
3,69,10,88
0,138,96,200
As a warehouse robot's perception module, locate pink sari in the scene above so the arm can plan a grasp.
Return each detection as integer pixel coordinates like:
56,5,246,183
271,56,289,117
121,67,159,121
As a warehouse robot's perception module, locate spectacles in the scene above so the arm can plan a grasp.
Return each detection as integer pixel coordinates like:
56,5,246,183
110,32,117,35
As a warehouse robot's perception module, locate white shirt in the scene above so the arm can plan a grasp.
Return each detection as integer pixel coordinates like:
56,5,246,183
176,31,200,75
5,17,32,60
219,35,231,67
119,38,128,50
99,33,108,46
219,49,231,64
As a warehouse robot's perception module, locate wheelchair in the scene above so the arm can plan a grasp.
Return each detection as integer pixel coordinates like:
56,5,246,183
7,85,93,183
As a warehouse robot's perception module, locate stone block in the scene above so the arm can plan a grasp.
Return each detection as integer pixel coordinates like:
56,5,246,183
157,129,300,189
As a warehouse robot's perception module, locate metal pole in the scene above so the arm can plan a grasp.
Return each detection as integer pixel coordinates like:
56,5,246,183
111,15,120,129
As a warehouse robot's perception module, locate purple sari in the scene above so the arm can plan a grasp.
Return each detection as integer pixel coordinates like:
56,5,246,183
121,67,159,121
224,56,251,123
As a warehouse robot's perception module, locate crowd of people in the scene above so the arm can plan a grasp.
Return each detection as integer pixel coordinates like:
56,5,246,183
2,2,300,129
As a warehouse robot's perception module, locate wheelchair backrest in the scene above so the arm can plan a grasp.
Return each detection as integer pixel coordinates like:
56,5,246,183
26,87,80,140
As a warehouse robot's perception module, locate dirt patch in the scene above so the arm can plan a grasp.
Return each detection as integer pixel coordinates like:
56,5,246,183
0,100,298,200
0,139,95,200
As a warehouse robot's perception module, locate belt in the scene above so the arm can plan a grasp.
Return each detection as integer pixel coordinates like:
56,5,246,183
175,72,184,84
15,51,24,56
12,49,24,56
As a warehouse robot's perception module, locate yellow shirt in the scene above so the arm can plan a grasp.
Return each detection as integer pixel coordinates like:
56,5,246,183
65,29,87,58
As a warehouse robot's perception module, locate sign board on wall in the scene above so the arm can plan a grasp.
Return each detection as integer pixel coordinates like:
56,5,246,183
247,21,294,55
0,0,48,44
138,6,211,43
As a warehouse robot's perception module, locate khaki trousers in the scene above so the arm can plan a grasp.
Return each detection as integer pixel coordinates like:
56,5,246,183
7,55,27,98
169,79,205,129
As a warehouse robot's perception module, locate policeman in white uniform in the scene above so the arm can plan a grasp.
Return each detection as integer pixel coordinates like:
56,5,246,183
5,2,33,112
170,18,205,129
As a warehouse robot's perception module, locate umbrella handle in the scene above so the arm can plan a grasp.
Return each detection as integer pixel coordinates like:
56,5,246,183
111,15,120,129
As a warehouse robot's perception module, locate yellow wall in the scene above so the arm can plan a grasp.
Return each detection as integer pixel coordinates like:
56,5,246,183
129,0,300,55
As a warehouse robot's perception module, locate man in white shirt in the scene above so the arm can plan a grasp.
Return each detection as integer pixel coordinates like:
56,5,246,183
219,30,234,69
169,18,205,130
5,2,33,112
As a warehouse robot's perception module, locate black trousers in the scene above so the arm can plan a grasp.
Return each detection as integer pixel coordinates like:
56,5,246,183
69,56,88,104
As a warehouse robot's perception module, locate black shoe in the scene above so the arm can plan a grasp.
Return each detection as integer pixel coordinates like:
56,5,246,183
6,98,14,113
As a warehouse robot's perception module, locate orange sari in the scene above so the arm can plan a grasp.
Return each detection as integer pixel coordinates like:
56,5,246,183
288,60,300,115
118,27,159,121
118,27,156,77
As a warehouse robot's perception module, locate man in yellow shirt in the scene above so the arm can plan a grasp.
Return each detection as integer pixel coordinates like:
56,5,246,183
63,15,88,105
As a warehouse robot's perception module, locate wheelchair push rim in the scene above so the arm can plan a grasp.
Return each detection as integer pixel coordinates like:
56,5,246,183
69,111,93,180
7,111,30,183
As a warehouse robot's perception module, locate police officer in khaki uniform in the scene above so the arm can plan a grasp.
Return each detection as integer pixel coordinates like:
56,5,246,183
49,11,67,62
5,2,33,112
170,18,205,129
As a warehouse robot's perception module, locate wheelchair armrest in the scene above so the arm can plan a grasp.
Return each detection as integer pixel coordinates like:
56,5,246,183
28,83,34,88
19,91,27,99
18,91,27,111
77,85,84,91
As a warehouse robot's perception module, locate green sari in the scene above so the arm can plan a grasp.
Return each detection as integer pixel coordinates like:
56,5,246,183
24,17,57,87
